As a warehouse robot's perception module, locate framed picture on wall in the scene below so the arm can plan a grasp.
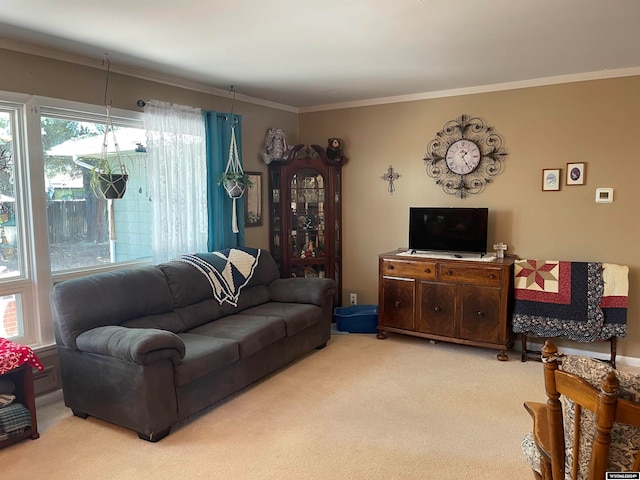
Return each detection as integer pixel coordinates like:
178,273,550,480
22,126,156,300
566,162,586,185
542,168,561,191
244,172,262,227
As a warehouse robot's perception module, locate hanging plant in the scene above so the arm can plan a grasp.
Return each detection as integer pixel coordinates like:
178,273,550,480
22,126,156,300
89,113,130,199
90,58,130,201
217,171,253,198
220,86,246,233
90,57,132,243
91,164,129,199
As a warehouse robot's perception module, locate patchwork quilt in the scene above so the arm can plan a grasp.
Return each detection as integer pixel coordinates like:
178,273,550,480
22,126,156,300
177,247,261,307
512,260,628,342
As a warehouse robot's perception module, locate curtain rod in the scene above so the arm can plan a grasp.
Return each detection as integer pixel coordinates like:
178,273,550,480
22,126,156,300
136,100,238,123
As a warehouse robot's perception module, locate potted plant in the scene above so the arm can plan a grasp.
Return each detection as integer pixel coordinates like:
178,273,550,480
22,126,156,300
218,171,252,199
90,158,129,199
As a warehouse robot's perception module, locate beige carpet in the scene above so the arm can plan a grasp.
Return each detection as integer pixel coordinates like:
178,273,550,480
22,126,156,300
1,334,545,479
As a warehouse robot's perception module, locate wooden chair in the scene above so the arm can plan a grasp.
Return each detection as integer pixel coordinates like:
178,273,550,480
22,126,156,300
523,340,640,480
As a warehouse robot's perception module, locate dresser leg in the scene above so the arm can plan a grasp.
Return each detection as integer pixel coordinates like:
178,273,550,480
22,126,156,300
497,350,509,361
376,329,387,339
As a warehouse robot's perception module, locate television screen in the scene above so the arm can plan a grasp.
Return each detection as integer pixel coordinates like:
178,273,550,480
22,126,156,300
408,207,488,254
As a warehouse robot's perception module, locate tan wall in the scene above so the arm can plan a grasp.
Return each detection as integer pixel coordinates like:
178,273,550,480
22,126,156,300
0,47,299,248
299,76,640,359
3,47,638,359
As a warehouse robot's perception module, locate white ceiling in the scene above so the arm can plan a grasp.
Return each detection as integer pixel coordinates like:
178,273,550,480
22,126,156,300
1,0,640,110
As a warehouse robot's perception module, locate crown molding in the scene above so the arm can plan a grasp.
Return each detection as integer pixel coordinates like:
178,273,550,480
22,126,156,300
299,67,640,113
0,36,298,113
2,35,639,115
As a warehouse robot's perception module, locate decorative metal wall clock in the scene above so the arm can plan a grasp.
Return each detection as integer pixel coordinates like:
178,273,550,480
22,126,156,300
423,114,507,198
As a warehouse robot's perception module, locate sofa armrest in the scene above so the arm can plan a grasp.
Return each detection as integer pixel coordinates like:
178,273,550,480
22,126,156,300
269,277,335,306
76,326,186,366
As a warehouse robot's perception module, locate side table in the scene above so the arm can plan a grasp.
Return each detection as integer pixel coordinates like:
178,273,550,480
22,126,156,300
0,364,39,447
0,338,43,448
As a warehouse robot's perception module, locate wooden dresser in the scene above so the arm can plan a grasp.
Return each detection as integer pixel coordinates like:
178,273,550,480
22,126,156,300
377,250,514,360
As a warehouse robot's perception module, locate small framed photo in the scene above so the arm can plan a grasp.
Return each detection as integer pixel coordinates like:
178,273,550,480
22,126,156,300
244,172,263,227
566,162,586,185
542,168,561,191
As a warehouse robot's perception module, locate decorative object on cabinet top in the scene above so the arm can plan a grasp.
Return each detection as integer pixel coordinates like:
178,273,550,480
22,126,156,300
423,114,508,198
326,137,344,161
285,143,348,165
261,128,291,164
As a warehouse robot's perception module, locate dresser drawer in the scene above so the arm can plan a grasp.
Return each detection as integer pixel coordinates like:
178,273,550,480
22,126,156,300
380,259,437,279
437,264,502,286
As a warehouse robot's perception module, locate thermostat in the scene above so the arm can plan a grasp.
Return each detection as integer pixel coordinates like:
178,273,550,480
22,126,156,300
595,188,613,203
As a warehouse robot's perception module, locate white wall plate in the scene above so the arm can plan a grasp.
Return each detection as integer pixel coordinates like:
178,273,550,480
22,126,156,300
595,188,613,203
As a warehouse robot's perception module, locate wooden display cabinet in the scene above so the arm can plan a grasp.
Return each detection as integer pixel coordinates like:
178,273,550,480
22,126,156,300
269,144,345,305
377,250,514,360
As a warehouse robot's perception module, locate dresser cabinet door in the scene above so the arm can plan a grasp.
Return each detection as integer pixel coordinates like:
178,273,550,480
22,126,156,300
380,277,415,331
418,281,456,337
459,285,501,344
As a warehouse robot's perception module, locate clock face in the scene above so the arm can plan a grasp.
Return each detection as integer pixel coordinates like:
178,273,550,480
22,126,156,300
445,139,481,175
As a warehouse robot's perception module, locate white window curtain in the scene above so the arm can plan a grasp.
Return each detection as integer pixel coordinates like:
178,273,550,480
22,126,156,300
144,100,208,263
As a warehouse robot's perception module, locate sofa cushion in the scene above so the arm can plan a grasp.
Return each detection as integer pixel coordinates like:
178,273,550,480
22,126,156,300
174,334,239,387
240,303,321,337
234,285,271,311
175,285,271,332
121,311,185,333
158,261,216,309
158,249,280,309
188,315,286,358
52,265,174,349
175,299,233,332
243,250,280,287
269,277,335,306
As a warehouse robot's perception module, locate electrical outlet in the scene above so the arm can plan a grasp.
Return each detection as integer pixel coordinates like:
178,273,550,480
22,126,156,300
350,293,357,305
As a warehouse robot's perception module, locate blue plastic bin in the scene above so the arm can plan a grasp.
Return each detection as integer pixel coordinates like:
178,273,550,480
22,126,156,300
334,305,379,333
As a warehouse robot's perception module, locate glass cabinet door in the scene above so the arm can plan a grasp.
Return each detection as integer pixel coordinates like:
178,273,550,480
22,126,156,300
289,168,326,278
333,169,341,295
270,169,281,267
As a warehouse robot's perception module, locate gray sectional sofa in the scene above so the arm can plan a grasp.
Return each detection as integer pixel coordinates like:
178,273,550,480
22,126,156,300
51,248,334,441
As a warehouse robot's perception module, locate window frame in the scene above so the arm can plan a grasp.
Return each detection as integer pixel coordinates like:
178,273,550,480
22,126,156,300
0,91,151,347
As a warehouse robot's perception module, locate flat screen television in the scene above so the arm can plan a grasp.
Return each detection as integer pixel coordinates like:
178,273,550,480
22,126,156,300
408,207,488,254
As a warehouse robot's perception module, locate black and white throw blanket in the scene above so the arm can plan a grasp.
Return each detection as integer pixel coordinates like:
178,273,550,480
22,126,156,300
177,247,261,307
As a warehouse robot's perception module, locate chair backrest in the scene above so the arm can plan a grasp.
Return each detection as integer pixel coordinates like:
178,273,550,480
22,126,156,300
541,340,640,480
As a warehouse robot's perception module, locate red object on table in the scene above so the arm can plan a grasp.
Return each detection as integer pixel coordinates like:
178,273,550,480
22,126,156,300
0,338,44,375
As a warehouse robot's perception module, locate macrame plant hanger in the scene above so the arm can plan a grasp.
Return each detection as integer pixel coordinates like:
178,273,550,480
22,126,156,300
222,86,244,233
101,56,127,242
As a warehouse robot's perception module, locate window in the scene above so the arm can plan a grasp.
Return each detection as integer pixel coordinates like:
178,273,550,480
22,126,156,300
0,108,22,279
0,93,151,346
42,112,152,271
0,99,34,343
